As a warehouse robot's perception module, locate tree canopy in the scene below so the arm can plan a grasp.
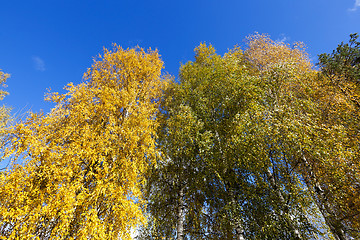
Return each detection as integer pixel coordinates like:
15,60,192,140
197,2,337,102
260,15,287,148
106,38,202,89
1,34,359,240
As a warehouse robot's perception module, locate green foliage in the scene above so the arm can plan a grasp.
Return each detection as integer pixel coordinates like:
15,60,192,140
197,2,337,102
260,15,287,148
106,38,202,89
318,33,360,84
140,38,328,239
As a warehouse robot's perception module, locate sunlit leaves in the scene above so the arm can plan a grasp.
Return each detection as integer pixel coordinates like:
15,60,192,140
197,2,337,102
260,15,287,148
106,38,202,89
0,33,359,239
0,46,165,239
142,37,323,239
0,69,11,156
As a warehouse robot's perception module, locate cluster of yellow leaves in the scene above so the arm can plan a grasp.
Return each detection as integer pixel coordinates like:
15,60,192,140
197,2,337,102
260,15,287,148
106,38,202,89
0,70,10,130
245,33,312,74
0,70,9,101
0,70,11,153
0,46,166,239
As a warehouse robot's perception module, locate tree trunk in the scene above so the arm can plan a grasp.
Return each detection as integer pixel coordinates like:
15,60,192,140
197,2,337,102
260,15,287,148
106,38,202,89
234,219,246,240
300,154,348,240
229,189,246,240
177,187,185,240
266,168,303,239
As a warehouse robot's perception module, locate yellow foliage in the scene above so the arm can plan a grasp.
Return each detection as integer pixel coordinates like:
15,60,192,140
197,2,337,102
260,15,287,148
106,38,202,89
245,33,313,74
312,72,360,235
0,69,10,147
0,70,9,101
0,46,166,239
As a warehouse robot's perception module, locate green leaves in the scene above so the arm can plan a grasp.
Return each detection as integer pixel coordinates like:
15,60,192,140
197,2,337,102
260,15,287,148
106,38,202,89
318,33,360,84
142,39,324,239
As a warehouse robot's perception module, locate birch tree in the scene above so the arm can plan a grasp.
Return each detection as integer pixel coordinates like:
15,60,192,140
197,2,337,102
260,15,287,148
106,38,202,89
0,46,165,239
141,39,321,239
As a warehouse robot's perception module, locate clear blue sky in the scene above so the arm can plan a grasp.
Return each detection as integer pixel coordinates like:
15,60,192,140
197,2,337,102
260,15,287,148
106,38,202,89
0,0,360,115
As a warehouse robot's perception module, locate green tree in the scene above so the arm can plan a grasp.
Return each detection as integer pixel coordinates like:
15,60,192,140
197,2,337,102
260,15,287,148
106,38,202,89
318,33,360,108
141,38,324,239
244,34,328,239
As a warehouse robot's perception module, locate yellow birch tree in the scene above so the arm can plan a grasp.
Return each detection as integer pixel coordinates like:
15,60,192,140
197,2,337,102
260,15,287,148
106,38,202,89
0,46,165,239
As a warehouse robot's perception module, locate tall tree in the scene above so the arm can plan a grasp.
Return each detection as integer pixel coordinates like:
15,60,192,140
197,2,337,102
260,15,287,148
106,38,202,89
246,33,360,240
141,38,323,239
314,33,360,240
0,46,165,239
243,33,328,239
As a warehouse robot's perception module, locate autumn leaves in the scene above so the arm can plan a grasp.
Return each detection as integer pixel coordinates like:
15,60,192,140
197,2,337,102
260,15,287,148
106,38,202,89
0,46,165,239
0,35,359,239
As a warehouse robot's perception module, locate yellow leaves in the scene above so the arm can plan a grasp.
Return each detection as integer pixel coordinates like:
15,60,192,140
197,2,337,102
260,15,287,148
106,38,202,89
245,34,314,92
0,70,11,140
0,70,9,101
0,47,165,239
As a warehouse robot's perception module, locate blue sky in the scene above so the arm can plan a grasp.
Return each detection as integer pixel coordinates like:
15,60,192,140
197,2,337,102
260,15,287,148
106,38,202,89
0,0,360,115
